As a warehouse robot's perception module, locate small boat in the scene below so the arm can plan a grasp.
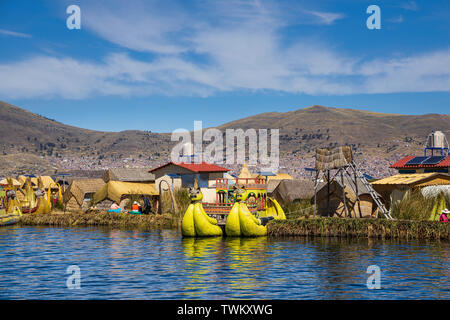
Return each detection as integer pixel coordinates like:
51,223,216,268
225,187,268,237
19,178,50,214
181,179,285,237
181,186,223,237
0,183,22,226
21,197,40,213
0,209,22,226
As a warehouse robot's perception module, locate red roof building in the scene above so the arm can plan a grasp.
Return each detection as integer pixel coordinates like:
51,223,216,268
149,162,229,201
390,155,450,174
149,161,229,174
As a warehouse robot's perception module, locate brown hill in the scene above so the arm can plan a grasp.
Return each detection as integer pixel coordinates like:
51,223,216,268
0,101,449,175
217,105,450,157
0,100,172,160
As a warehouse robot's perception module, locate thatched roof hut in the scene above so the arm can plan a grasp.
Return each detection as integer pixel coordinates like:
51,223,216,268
272,179,324,204
0,178,21,187
314,175,379,218
104,168,155,183
92,181,159,211
36,176,56,190
18,175,34,188
17,175,56,190
266,180,282,194
371,173,450,210
64,178,106,211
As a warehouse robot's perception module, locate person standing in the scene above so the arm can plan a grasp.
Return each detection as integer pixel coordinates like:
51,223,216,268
440,208,449,222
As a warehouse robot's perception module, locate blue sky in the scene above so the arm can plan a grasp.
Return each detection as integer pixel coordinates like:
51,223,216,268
0,0,449,132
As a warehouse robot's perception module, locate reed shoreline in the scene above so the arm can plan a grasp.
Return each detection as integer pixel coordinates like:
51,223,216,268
19,212,178,230
267,217,450,240
18,212,450,240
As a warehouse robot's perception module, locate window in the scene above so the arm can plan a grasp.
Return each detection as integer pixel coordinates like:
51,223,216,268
181,173,210,188
424,168,448,173
198,173,209,188
181,174,195,187
84,193,94,202
399,169,416,174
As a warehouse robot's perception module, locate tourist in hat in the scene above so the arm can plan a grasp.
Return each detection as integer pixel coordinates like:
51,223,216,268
131,201,140,213
440,208,449,223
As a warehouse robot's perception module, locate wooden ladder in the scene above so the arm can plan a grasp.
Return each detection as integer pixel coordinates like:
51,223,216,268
348,162,393,220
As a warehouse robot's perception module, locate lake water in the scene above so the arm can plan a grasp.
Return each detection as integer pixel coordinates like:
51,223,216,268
0,226,449,299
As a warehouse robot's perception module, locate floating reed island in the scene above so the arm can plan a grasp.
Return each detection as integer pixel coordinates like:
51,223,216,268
18,212,450,240
20,211,178,230
267,217,450,240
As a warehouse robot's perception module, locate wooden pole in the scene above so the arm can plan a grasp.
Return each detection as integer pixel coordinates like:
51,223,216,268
340,169,348,218
313,170,319,217
327,170,330,217
353,164,362,218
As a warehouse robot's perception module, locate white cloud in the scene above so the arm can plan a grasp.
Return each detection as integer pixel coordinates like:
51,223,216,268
0,54,152,99
388,15,404,23
359,50,450,93
399,1,419,11
303,10,345,25
0,29,31,38
0,0,448,99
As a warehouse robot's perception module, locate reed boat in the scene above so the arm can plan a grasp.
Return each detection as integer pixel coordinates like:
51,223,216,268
0,182,22,226
181,177,286,237
19,177,51,214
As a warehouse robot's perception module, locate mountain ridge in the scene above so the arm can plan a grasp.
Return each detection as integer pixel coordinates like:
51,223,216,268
0,100,449,176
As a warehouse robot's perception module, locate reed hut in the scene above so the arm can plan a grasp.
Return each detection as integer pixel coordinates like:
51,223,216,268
371,173,450,209
17,175,56,190
64,179,106,211
18,175,36,188
266,180,282,196
0,178,21,187
104,168,155,184
314,176,378,218
272,179,325,204
36,176,56,191
92,181,159,211
54,170,106,190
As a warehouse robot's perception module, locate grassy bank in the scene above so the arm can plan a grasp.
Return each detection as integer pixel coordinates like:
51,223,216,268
268,217,450,240
20,212,178,229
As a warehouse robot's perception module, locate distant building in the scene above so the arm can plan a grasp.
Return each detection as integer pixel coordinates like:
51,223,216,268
390,131,449,174
372,173,450,210
390,156,450,174
148,162,229,202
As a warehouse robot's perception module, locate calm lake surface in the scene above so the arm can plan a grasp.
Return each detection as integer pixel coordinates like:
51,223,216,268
0,226,448,299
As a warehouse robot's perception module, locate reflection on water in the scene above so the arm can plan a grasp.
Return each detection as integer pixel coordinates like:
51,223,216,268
0,226,448,299
182,237,274,298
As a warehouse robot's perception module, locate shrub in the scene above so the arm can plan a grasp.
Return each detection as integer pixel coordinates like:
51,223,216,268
391,190,449,221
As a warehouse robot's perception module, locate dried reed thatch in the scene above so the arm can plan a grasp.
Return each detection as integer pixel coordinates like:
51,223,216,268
272,179,324,204
64,178,106,211
104,168,155,183
315,146,353,171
